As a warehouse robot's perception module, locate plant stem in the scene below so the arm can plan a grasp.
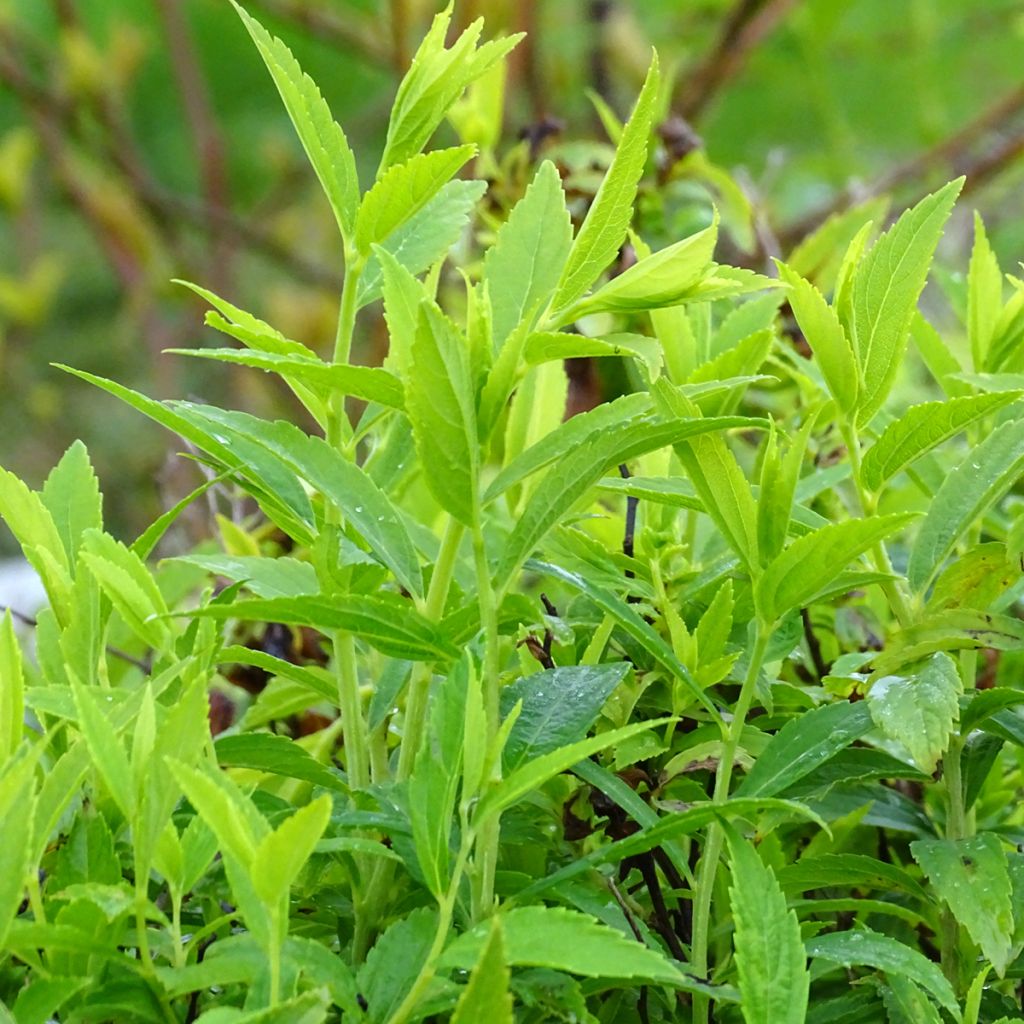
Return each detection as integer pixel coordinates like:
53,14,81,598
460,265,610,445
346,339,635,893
690,624,770,1024
840,421,913,627
470,517,501,921
397,517,465,781
334,632,370,791
328,254,363,450
385,838,474,1024
940,647,978,987
358,520,466,957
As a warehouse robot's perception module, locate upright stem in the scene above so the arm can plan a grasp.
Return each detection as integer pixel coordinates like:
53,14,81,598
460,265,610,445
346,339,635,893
397,517,466,781
940,646,978,987
328,254,363,449
334,632,370,790
691,624,770,1024
471,517,501,920
841,421,913,627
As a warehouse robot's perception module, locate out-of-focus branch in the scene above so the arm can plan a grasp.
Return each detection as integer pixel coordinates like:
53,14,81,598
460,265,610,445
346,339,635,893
0,26,339,291
389,0,409,73
245,0,390,68
676,0,799,122
778,83,1024,249
154,0,234,294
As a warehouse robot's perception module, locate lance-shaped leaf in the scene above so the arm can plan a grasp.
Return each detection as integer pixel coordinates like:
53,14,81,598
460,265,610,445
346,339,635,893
850,178,963,425
214,734,346,792
71,677,135,819
451,920,513,1024
500,663,630,773
251,794,332,909
168,404,423,597
406,301,479,526
652,378,760,571
497,414,763,586
866,652,962,773
755,513,916,624
883,975,944,1024
40,441,102,564
408,658,469,897
524,331,661,369
724,821,809,1024
80,529,170,650
381,9,521,170
776,261,858,413
358,907,438,1023
908,416,1024,591
0,465,72,625
189,593,458,661
165,348,405,412
737,701,874,798
474,717,674,824
485,160,572,348
551,55,659,312
561,220,717,321
358,180,487,308
861,392,1020,492
0,613,24,762
483,392,651,503
355,145,475,254
0,756,36,949
806,929,959,1018
527,561,716,715
968,212,1002,372
440,905,730,997
778,853,928,901
231,2,359,240
911,832,1014,976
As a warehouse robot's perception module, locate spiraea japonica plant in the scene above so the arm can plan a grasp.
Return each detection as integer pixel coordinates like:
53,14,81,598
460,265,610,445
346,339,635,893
4,3,1024,1022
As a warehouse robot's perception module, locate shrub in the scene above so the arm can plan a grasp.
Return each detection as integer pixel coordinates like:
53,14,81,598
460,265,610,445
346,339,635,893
2,5,1024,1023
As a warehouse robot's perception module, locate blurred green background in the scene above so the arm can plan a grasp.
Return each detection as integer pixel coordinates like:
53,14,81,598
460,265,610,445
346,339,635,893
1,0,1023,550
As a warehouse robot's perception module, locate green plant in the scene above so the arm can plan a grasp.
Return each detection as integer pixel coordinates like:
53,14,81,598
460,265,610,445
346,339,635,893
4,4,1024,1023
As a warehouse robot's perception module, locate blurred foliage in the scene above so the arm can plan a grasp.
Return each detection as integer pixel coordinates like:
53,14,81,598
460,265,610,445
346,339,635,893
1,0,1024,549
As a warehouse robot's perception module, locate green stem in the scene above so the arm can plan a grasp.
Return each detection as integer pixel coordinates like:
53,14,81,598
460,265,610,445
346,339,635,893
470,518,501,921
940,647,979,987
397,517,465,781
334,631,370,791
581,613,615,665
358,520,466,958
841,421,913,627
327,254,363,450
690,624,770,1024
385,838,474,1024
171,891,185,970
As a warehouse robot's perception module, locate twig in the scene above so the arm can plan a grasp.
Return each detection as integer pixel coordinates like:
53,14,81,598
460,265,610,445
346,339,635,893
801,607,829,681
389,0,409,73
677,0,799,122
0,603,152,673
0,30,339,290
153,0,234,294
246,0,390,68
778,83,1024,249
589,0,614,107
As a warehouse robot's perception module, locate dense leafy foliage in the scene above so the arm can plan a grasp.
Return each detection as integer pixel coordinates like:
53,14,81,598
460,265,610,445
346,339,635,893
3,6,1024,1022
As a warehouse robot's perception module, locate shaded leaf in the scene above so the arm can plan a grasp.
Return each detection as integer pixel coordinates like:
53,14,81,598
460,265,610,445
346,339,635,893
737,701,874,798
500,663,629,773
911,833,1014,976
